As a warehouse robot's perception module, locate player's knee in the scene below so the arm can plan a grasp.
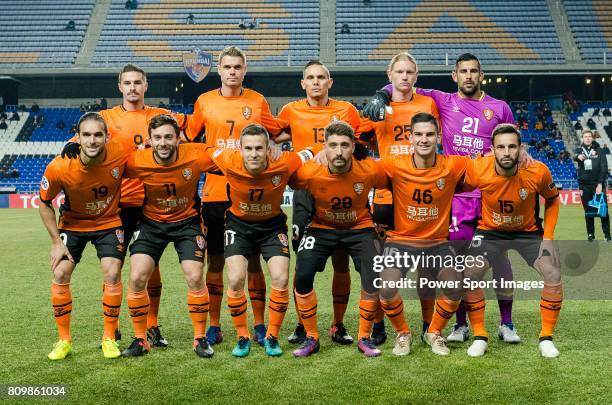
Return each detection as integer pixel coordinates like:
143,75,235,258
53,268,72,284
536,260,561,284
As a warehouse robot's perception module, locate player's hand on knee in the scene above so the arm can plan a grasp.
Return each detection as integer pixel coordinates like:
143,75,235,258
362,89,391,122
50,241,73,271
538,239,561,270
60,142,80,159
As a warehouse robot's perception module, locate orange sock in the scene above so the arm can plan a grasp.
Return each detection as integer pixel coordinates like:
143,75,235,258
188,287,209,339
332,270,350,325
540,282,563,338
248,270,267,326
51,282,72,341
206,271,224,327
358,298,378,339
227,289,249,338
428,295,460,334
420,299,435,324
102,281,123,339
146,265,162,328
295,289,318,340
380,295,410,334
464,288,488,339
127,289,149,339
373,303,385,324
267,288,288,338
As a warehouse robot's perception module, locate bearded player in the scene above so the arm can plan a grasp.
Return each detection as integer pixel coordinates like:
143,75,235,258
363,53,521,343
276,60,361,345
187,46,284,346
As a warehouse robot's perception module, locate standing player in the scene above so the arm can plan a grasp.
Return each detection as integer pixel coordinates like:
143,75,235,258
462,124,562,358
379,113,470,356
121,115,218,358
289,121,388,357
358,52,439,342
187,46,284,346
61,63,189,347
275,60,361,345
40,113,127,360
210,124,314,357
363,53,521,343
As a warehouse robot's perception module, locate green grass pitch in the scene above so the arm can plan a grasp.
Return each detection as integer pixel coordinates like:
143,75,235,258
0,205,610,403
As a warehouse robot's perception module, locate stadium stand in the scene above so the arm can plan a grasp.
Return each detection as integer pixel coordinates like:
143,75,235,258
91,0,319,67
0,0,95,68
563,0,612,64
336,0,566,65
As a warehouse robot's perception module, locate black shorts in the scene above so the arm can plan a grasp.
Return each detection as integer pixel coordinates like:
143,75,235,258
59,227,126,264
373,203,394,239
291,189,315,250
129,216,206,264
224,212,290,261
468,229,543,267
381,240,455,277
202,201,231,256
120,205,143,246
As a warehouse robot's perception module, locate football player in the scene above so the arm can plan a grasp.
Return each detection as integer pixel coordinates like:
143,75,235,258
462,124,562,358
40,113,128,360
187,46,284,346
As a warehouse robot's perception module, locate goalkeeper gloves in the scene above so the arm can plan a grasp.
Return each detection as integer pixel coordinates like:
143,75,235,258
60,142,80,159
362,89,390,122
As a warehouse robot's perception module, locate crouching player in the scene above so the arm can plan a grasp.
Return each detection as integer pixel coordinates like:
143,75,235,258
288,121,388,357
122,114,219,358
462,124,562,358
209,123,314,357
379,113,471,356
40,112,128,360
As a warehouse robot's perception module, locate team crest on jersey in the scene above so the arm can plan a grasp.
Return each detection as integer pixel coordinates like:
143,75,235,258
115,229,125,244
452,104,460,113
242,106,252,120
196,235,206,250
519,188,528,200
483,108,494,121
182,168,193,180
278,233,289,247
436,178,446,190
41,175,49,190
271,175,282,187
111,167,120,179
182,49,212,83
353,182,365,195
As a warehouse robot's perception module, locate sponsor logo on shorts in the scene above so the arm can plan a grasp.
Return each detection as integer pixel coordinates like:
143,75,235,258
183,168,193,180
483,108,494,121
271,175,282,187
353,182,364,195
519,188,528,200
436,178,446,190
278,233,289,247
196,235,206,250
117,244,125,253
41,175,49,190
115,229,125,244
242,106,252,120
111,167,120,179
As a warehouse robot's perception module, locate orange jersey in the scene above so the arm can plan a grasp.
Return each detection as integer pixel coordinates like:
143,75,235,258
100,105,188,207
290,158,388,229
40,139,127,232
124,143,217,223
360,93,439,204
210,149,304,222
187,88,283,202
277,98,361,151
382,154,470,241
464,156,559,233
